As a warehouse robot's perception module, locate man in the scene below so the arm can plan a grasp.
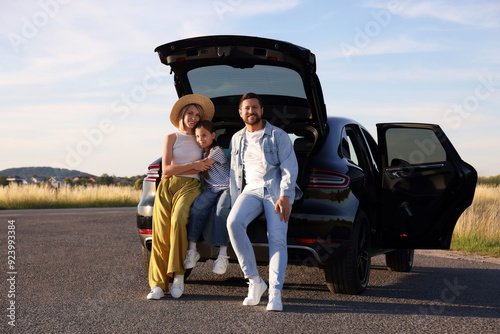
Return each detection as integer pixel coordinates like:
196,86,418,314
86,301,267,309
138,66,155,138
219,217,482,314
227,92,301,312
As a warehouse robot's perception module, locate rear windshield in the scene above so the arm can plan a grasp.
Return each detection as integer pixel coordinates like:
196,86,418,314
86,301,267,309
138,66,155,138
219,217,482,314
187,65,307,99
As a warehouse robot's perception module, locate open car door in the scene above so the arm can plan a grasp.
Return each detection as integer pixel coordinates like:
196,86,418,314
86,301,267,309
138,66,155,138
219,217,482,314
377,123,477,249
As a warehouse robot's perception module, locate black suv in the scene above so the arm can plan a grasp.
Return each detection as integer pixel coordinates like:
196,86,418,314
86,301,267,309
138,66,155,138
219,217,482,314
137,35,477,294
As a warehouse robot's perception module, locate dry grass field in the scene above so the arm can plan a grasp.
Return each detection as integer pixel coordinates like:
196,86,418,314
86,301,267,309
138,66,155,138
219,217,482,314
1,183,498,257
0,183,141,209
451,184,500,257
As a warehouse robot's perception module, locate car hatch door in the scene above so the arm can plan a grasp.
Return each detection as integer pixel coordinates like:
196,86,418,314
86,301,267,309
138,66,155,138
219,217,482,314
154,35,328,136
376,123,477,249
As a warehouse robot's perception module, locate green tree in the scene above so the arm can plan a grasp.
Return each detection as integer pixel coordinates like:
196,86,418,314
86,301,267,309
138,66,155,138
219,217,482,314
134,178,143,190
75,178,90,186
124,177,136,186
97,173,114,186
0,175,8,186
478,175,500,186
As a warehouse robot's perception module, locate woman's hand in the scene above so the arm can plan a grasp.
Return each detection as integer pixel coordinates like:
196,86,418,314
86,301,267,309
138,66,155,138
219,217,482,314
192,157,214,172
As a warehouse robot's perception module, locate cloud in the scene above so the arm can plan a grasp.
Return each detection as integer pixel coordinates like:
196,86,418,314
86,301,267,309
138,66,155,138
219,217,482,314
364,0,500,28
334,36,443,60
319,65,498,83
211,0,301,18
1,0,302,91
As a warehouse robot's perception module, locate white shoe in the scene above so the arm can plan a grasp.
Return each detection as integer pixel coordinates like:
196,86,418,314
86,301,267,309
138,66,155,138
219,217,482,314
266,290,283,311
147,286,164,300
184,249,200,269
170,275,184,299
242,278,267,306
212,255,229,275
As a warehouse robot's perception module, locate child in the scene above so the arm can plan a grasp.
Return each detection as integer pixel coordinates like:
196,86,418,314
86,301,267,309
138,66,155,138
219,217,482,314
184,120,231,275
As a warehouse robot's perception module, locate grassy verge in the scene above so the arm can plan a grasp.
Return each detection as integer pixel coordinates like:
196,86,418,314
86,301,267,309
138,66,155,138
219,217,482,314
451,184,500,258
1,183,498,258
0,184,141,209
450,235,500,258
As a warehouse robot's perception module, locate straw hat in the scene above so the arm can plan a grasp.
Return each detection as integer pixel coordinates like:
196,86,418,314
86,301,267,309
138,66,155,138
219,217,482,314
170,94,214,128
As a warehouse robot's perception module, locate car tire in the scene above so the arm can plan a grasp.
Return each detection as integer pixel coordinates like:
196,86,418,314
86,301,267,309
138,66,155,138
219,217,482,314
325,211,371,294
385,249,414,272
141,246,192,280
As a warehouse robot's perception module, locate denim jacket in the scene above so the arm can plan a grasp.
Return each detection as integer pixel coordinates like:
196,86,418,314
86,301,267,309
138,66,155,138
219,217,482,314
229,121,303,206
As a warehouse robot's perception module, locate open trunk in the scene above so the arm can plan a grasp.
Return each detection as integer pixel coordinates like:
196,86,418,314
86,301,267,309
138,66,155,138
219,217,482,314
154,35,329,262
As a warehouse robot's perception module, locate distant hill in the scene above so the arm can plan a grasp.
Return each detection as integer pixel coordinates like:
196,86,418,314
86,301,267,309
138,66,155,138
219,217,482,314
0,167,93,179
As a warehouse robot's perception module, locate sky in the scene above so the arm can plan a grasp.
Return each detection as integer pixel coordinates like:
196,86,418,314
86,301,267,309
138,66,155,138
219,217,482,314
1,0,499,177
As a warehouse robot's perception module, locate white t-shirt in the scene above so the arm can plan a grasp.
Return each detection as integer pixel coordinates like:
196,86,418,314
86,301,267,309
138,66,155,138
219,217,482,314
243,128,266,190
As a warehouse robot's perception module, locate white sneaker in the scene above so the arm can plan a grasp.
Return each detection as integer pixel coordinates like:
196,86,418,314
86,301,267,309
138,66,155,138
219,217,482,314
266,290,283,311
147,286,164,300
242,278,267,306
212,255,229,275
170,275,184,299
184,249,200,269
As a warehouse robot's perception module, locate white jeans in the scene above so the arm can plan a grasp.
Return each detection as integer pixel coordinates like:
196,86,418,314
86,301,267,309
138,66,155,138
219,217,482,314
227,187,288,291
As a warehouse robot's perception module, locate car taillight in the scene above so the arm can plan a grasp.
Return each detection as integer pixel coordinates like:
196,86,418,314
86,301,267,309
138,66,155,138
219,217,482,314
138,229,152,235
308,169,349,188
296,238,343,244
144,163,161,182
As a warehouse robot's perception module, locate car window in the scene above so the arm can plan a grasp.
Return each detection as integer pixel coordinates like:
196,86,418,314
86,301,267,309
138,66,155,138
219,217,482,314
347,134,359,166
361,128,380,173
187,65,307,99
341,128,360,166
385,128,447,166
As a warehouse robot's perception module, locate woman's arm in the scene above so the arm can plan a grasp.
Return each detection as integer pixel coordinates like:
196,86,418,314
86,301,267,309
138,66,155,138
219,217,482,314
161,133,214,178
178,157,215,175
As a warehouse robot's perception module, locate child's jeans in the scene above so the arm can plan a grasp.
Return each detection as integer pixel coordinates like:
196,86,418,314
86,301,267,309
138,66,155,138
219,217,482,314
187,188,230,246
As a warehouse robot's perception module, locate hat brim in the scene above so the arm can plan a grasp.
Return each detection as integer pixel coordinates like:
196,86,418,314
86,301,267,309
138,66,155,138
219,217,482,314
170,94,214,128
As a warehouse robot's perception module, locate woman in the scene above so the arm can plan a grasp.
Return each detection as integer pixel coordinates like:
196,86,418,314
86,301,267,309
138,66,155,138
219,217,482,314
147,94,214,300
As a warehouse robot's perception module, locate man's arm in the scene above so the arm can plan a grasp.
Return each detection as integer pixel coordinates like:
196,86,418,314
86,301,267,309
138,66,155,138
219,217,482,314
276,129,299,199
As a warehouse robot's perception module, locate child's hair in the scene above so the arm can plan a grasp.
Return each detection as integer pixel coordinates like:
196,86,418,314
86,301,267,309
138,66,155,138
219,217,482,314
195,120,217,152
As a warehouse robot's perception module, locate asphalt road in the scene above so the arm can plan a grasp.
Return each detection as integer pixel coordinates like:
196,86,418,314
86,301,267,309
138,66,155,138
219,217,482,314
1,208,499,333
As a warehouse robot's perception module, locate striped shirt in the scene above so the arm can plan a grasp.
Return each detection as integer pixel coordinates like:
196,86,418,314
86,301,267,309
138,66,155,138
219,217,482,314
204,146,230,192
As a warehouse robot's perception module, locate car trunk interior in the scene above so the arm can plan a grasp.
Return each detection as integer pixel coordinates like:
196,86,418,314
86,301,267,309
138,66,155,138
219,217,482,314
211,96,320,246
211,94,320,195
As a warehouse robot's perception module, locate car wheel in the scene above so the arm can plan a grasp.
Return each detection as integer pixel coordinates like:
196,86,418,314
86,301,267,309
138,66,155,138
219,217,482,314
325,211,371,294
141,246,192,280
385,249,414,272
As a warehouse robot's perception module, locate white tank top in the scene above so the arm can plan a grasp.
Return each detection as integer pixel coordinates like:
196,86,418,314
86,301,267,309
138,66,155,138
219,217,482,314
172,131,203,180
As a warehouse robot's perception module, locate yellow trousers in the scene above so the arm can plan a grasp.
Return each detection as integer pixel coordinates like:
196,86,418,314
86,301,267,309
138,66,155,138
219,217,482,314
148,176,201,291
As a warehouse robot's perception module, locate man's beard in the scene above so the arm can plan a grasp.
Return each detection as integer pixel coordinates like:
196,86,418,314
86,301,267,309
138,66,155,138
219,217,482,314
244,113,261,125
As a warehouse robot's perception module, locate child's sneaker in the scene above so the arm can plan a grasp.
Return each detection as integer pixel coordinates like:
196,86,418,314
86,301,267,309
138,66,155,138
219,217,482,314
184,249,200,269
212,255,229,275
